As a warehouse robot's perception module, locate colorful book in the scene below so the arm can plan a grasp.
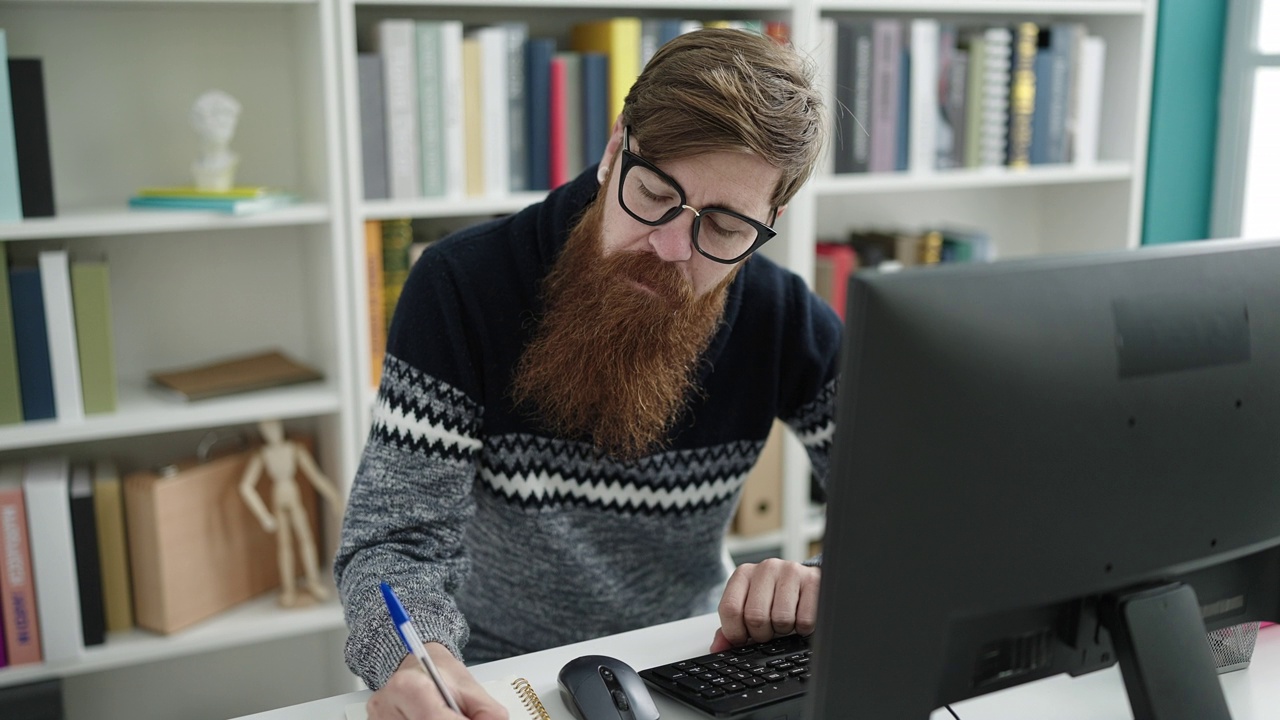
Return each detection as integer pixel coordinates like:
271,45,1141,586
69,463,105,646
1007,22,1039,169
548,55,569,189
127,194,296,215
0,31,23,223
134,186,283,199
0,461,41,665
9,58,55,218
357,53,390,201
71,258,117,414
557,52,585,180
572,17,642,128
39,250,83,422
0,244,22,424
92,459,133,633
525,38,556,191
23,456,85,663
9,264,55,421
381,218,412,329
365,220,386,388
814,243,858,321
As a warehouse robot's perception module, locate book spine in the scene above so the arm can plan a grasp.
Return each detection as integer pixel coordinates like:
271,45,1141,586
23,456,84,662
357,54,389,201
69,463,105,646
439,21,467,199
868,20,901,173
478,26,511,198
548,56,569,189
980,27,1012,167
1029,38,1053,166
377,19,422,200
365,219,386,388
833,20,858,174
38,250,83,422
963,34,985,168
851,24,873,173
558,53,585,180
381,219,412,328
1044,24,1078,165
525,38,556,191
462,37,485,197
0,465,42,665
8,59,55,218
71,260,117,415
818,18,837,175
579,52,609,171
415,22,446,198
1007,22,1039,169
1073,36,1106,165
909,19,940,173
0,31,22,222
9,266,55,420
502,22,528,193
92,460,134,633
0,244,22,424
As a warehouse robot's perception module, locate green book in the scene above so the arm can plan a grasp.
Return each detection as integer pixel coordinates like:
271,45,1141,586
71,259,117,414
0,243,22,423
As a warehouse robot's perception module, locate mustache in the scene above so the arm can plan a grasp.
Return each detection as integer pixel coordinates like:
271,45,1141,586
602,250,695,306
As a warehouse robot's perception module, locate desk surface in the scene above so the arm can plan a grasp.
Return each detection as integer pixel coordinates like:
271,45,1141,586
238,616,1280,720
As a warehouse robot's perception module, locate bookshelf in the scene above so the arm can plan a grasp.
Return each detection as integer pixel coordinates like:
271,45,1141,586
0,1,358,719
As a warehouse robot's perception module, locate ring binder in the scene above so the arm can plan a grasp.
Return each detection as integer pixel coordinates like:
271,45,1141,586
512,677,553,720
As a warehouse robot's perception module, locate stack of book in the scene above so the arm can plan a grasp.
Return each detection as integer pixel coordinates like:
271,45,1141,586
127,186,297,216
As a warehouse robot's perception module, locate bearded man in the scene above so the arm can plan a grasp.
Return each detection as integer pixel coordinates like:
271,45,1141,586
335,27,840,720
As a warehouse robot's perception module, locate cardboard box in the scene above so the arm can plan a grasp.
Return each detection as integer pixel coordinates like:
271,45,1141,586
733,420,785,536
123,439,319,634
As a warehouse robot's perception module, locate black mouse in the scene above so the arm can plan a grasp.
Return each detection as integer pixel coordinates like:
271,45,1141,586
558,654,661,720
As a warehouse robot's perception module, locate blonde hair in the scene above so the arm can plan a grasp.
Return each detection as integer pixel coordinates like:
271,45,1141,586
622,28,826,209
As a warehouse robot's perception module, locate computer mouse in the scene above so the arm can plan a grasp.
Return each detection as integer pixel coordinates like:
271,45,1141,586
558,654,661,720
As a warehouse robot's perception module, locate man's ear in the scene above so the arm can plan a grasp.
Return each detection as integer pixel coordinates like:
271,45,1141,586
774,205,788,223
597,115,626,183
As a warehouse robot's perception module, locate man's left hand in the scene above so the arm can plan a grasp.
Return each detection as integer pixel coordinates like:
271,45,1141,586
711,558,820,652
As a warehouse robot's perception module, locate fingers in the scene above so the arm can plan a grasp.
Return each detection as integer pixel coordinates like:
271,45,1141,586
708,627,733,654
717,560,822,648
367,648,507,720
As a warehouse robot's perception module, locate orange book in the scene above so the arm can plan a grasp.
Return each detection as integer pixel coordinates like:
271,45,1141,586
365,220,386,388
0,462,42,665
571,17,641,126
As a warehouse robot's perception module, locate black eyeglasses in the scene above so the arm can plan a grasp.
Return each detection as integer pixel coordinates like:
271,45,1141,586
617,126,777,264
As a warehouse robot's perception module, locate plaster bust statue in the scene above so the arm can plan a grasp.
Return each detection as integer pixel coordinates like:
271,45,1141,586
190,90,242,191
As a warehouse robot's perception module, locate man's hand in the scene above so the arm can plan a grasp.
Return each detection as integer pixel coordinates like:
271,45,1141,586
365,642,510,720
710,559,820,652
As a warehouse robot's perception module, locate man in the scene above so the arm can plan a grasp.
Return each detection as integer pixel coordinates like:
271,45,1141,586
336,27,840,720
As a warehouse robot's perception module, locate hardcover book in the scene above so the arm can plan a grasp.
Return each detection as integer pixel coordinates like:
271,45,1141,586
23,456,85,663
0,32,23,223
8,58,55,218
0,461,42,665
71,258,118,414
148,349,323,401
0,244,22,424
9,264,56,421
92,459,134,633
69,463,106,646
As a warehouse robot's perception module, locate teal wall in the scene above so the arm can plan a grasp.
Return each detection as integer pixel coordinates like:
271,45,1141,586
1142,1,1229,244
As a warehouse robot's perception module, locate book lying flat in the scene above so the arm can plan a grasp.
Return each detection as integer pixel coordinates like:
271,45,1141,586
149,350,323,401
134,186,284,199
127,193,296,216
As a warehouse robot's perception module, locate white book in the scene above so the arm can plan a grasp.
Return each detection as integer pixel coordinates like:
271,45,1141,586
1072,35,1106,166
377,18,421,199
23,456,84,662
38,250,83,422
908,19,940,174
475,26,510,197
439,21,467,199
819,17,838,176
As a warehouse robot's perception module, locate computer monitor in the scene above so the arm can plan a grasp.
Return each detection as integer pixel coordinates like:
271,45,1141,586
808,237,1280,719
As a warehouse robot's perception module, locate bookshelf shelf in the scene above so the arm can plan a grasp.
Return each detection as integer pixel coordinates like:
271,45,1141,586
0,595,345,689
816,0,1147,14
0,203,332,242
362,192,547,221
354,0,792,8
0,382,343,452
813,162,1133,195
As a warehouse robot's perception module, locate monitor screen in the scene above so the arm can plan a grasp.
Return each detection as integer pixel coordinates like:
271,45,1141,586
809,238,1280,719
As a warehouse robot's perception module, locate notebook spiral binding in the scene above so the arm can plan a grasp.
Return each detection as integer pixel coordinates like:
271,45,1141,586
512,677,552,720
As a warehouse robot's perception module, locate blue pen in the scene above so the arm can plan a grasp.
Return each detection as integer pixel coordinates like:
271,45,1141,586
380,582,462,713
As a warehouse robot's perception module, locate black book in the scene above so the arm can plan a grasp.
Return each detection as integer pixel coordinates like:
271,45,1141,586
69,463,106,647
8,58,56,218
0,679,64,720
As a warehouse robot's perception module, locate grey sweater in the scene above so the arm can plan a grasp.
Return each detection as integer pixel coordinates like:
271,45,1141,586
333,167,842,689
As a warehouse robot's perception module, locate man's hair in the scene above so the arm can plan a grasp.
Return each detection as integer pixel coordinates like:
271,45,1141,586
622,28,826,209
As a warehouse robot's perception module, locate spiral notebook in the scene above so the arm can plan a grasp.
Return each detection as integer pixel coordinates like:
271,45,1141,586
344,676,554,720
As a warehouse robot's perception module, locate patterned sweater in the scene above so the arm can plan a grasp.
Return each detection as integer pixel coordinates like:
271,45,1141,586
334,166,843,689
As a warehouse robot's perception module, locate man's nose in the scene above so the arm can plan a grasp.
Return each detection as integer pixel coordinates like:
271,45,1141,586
647,207,696,262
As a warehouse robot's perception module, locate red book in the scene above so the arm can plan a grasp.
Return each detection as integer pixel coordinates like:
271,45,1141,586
548,56,569,189
815,243,859,321
0,463,42,665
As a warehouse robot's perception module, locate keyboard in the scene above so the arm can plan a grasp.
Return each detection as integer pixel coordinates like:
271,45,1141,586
638,634,812,719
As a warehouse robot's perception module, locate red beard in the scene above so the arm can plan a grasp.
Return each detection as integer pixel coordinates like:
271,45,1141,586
510,192,738,460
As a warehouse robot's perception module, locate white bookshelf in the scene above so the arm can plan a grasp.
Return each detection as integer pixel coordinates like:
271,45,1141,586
0,0,358,718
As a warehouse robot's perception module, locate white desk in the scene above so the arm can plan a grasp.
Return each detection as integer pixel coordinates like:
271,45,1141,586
237,616,1280,720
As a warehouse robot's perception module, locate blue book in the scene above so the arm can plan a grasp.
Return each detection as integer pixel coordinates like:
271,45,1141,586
0,31,24,222
896,47,910,172
9,265,55,420
525,38,556,191
128,194,295,215
581,52,610,169
1029,44,1053,165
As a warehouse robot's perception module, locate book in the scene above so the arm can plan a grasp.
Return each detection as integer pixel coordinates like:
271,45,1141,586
0,461,41,665
364,219,386,388
126,193,296,215
381,218,413,329
39,249,84,422
134,186,285,199
346,676,553,720
148,349,324,401
462,36,485,197
814,243,859,321
908,19,940,173
962,32,986,168
438,21,467,199
0,678,63,720
1071,35,1106,165
92,459,133,633
1007,22,1039,169
501,22,529,194
71,258,118,414
525,38,556,191
580,52,609,168
0,244,22,424
571,17,642,128
868,19,902,173
69,463,106,646
8,264,55,420
8,58,56,218
23,456,85,663
476,25,512,197
415,22,446,199
979,26,1013,167
357,53,390,200
376,18,421,200
557,52,585,181
548,55,569,189
0,31,23,223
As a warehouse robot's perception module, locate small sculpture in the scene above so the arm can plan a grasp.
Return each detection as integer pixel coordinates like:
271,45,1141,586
239,419,342,607
190,90,242,192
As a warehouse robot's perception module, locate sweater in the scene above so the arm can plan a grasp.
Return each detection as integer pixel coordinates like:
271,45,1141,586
334,166,843,689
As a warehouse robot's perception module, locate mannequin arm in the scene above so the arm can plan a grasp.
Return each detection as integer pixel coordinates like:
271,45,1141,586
295,444,343,509
238,454,277,531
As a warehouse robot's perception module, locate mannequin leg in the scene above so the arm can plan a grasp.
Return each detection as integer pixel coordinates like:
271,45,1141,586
277,504,297,607
289,500,327,600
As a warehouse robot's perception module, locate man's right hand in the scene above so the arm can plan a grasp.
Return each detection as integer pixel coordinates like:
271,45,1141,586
365,642,509,720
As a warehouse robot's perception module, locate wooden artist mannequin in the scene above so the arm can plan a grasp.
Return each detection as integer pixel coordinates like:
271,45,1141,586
239,419,342,607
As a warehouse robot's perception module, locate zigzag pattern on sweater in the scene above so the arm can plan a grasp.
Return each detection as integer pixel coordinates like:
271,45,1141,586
788,377,838,451
478,434,762,515
370,356,483,459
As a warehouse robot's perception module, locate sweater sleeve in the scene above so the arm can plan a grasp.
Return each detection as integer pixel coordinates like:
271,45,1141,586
333,246,487,689
778,276,842,494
